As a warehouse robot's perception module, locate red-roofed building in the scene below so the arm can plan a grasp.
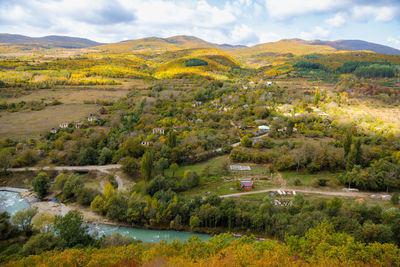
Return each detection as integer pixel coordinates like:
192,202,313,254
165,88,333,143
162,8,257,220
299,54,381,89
240,180,253,190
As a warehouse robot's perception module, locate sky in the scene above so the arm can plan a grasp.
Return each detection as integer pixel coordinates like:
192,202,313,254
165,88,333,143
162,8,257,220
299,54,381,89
0,0,399,48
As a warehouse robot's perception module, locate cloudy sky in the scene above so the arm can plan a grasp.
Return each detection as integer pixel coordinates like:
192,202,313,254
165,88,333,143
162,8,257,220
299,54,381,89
0,0,399,48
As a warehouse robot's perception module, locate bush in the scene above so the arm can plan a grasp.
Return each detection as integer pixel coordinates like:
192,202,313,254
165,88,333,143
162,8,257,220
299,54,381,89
20,232,58,256
32,172,50,198
294,179,302,186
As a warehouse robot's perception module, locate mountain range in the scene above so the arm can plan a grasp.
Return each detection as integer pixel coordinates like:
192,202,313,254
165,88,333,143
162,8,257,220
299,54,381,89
1,33,399,55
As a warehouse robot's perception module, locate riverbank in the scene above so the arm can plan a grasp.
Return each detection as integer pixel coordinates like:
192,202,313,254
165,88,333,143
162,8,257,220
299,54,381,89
7,187,269,240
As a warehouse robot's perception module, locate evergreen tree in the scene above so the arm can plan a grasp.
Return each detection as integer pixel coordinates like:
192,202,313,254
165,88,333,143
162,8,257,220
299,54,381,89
141,151,153,181
343,130,352,157
165,131,177,148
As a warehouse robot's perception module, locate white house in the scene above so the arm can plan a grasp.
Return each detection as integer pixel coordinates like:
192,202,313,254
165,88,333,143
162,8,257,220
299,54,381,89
59,122,69,128
88,117,98,122
258,125,270,132
152,128,165,135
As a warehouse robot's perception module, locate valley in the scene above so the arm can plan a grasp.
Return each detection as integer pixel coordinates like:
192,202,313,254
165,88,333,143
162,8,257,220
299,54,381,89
0,33,400,266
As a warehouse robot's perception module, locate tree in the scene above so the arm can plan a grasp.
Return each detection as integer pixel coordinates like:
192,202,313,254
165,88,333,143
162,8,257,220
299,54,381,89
53,210,93,248
314,87,320,105
120,157,139,177
77,147,98,165
190,215,200,229
169,163,179,177
98,147,113,165
11,207,38,233
392,192,399,205
20,232,58,256
343,130,352,157
165,131,177,148
241,136,252,148
346,139,361,171
182,170,200,189
0,150,11,174
32,172,50,198
0,212,12,240
141,152,153,181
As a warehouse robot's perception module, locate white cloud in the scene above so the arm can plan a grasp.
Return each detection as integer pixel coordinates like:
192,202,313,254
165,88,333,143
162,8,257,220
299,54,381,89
230,24,259,45
299,26,330,40
258,32,282,43
326,13,346,27
388,36,400,49
352,5,398,22
265,0,345,19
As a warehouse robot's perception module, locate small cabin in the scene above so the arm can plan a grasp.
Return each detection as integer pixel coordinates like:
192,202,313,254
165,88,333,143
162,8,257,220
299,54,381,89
258,125,270,133
88,117,98,122
240,180,253,190
59,123,69,128
141,141,152,146
75,123,84,129
51,127,60,134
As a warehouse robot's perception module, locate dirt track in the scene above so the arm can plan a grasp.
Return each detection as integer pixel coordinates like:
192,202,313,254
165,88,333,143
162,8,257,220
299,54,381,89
220,187,380,199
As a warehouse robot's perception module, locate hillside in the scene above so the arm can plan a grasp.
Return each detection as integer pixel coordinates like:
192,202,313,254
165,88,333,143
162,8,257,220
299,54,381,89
97,35,221,52
310,39,400,55
0,33,101,48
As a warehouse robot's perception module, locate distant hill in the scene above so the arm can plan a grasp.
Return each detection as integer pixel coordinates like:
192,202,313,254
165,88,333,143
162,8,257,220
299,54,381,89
97,35,223,52
309,40,400,55
0,33,102,48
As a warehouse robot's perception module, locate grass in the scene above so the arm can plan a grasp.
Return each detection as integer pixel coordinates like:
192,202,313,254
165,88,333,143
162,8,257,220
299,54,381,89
0,103,98,139
165,156,229,178
280,171,341,188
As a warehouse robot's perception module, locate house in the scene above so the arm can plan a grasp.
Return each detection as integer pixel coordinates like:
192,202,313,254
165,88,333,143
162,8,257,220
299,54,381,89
318,112,329,117
258,125,270,133
267,81,272,86
141,141,152,146
196,118,203,123
51,127,60,134
152,128,165,135
88,117,98,122
75,123,84,129
59,122,69,128
240,180,253,190
173,126,181,131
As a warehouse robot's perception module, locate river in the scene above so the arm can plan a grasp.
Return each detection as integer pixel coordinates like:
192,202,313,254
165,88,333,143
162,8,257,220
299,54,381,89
0,190,211,243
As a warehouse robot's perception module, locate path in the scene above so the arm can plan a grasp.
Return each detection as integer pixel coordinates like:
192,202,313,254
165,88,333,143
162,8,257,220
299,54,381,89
220,188,375,199
0,187,29,193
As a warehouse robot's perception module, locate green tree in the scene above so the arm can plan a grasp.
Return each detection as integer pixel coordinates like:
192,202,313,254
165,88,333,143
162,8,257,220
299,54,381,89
141,151,153,181
11,207,38,233
98,147,113,165
169,163,179,177
20,232,58,256
120,157,139,177
343,130,352,157
0,212,12,240
190,215,200,229
53,210,93,248
391,192,399,205
77,147,98,166
0,150,11,174
165,131,177,148
32,172,50,198
241,135,252,148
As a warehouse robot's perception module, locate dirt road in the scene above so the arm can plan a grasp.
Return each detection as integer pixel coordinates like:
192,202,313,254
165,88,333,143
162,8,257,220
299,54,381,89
220,187,377,199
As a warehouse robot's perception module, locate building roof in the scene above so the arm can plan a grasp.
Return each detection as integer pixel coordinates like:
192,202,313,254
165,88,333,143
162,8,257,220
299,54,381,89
230,165,251,171
240,180,253,186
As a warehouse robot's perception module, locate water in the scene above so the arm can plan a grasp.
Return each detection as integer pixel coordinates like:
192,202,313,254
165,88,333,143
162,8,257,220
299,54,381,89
89,223,211,243
0,190,29,215
0,190,211,243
